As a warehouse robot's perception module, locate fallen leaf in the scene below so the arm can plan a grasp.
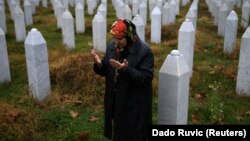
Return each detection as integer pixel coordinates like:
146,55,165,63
6,111,21,123
191,114,199,122
245,111,250,116
236,116,243,121
89,115,99,122
70,110,79,118
77,131,89,141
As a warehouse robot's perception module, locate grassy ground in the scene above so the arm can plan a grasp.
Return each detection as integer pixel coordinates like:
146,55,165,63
1,0,250,140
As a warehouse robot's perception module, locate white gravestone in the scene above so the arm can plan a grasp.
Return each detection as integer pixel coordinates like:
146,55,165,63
132,14,145,42
75,3,85,33
0,6,6,33
177,19,195,77
92,12,106,53
24,0,33,26
241,1,250,29
24,28,51,101
139,1,147,25
218,3,229,37
62,9,75,49
150,7,161,44
0,28,11,83
223,10,238,54
236,27,250,96
158,50,190,124
13,5,26,42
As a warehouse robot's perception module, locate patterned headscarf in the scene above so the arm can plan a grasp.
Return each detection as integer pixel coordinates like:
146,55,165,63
110,18,127,37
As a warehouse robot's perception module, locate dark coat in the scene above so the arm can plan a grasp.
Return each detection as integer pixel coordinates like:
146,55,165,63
94,38,154,141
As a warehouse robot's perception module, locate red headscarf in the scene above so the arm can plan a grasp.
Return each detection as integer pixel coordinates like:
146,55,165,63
110,18,127,37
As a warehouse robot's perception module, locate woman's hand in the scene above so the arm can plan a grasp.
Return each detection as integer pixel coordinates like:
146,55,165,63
91,49,102,68
109,59,128,70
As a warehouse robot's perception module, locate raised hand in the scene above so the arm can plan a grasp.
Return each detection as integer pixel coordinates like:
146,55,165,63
109,59,128,70
91,49,102,68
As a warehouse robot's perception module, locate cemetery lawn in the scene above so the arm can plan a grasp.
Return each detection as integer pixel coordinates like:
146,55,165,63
1,0,250,141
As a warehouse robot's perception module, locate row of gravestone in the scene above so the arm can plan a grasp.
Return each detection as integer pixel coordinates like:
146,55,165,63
0,0,194,125
1,0,250,125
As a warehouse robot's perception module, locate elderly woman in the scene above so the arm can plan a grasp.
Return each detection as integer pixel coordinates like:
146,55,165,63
91,18,154,141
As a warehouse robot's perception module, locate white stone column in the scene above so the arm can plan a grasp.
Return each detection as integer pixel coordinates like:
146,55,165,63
62,9,75,49
132,14,145,41
0,28,11,83
13,5,26,42
75,3,85,33
223,10,238,54
24,0,33,26
24,28,51,101
0,6,6,33
92,12,106,53
177,19,195,77
158,50,190,124
236,27,250,96
150,7,161,44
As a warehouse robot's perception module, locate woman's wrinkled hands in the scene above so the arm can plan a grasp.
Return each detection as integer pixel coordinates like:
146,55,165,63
109,59,128,70
91,49,102,68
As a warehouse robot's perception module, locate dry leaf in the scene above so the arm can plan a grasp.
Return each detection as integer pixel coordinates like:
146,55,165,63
70,110,79,118
6,111,21,123
191,114,199,122
236,116,243,121
245,111,250,116
77,131,89,141
89,115,99,122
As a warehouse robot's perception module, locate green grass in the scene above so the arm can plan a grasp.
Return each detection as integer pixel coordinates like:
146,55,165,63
1,0,250,141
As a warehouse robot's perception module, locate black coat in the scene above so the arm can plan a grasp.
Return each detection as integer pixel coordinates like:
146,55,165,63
94,38,154,141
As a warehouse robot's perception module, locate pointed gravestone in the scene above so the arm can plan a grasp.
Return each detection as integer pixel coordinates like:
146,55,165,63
158,49,190,124
185,8,197,29
24,0,33,26
236,27,250,96
223,10,238,54
62,9,75,49
55,0,64,28
123,4,132,21
0,6,6,33
132,14,145,41
241,1,250,29
139,1,147,25
0,28,11,83
162,2,171,25
177,19,195,77
218,3,229,37
92,12,106,53
75,3,85,33
13,5,26,42
151,7,161,44
24,28,51,101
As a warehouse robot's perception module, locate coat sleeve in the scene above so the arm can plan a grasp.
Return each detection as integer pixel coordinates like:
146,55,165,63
120,48,154,87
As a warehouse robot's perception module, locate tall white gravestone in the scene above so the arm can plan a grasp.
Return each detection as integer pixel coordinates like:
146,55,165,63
158,50,190,124
61,9,75,49
24,28,51,101
150,6,161,44
0,28,11,83
132,14,145,42
92,12,106,53
236,27,250,96
177,19,195,77
0,6,7,33
13,5,26,42
223,10,238,54
75,3,85,33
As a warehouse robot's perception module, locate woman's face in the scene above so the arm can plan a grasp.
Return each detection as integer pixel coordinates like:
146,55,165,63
113,36,127,49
